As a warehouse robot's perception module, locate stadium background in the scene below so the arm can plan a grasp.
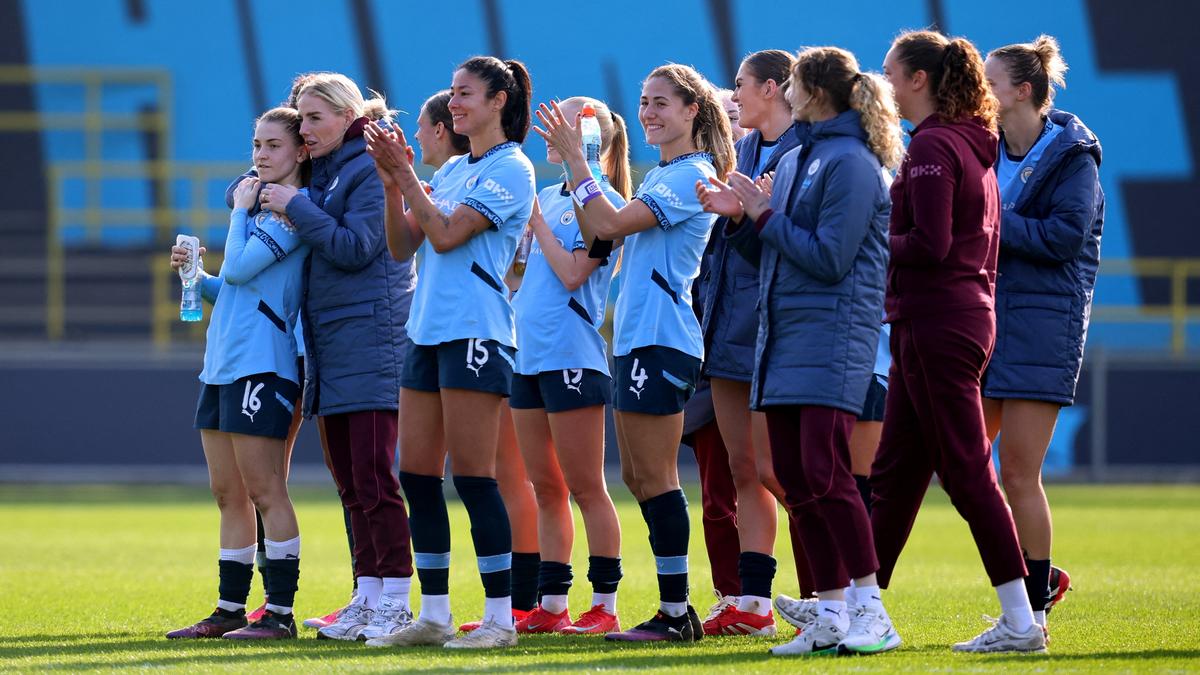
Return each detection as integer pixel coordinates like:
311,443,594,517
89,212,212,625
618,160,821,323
0,0,1196,482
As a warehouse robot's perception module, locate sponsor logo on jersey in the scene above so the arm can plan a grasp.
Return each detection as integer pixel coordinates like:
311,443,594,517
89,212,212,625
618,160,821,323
650,182,684,208
480,178,514,202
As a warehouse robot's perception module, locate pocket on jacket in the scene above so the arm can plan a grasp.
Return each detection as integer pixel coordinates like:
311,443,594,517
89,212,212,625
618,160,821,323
1001,293,1074,367
768,293,840,366
723,274,761,348
312,300,380,377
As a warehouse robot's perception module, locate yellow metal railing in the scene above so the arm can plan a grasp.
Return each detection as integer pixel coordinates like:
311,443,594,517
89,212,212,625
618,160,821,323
1092,258,1200,355
45,161,249,341
1,66,172,340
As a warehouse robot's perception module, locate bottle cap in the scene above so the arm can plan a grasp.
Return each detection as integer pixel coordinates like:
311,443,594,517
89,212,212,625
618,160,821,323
582,105,596,117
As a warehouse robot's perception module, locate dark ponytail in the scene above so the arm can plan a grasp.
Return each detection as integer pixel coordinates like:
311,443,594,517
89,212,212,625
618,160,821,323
422,89,471,155
458,55,533,142
892,30,998,131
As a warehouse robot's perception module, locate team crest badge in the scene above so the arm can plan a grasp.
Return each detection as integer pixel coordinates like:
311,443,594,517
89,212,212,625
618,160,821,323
466,175,479,190
560,210,575,225
1020,166,1034,183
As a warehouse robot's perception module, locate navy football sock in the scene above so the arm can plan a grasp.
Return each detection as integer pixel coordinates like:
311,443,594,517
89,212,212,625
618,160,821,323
453,475,513,598
512,552,542,611
641,489,690,604
399,471,451,596
738,551,777,600
587,556,623,594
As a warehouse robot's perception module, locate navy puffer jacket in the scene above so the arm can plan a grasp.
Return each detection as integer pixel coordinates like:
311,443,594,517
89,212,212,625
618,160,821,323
984,109,1103,405
734,110,889,413
700,123,805,382
285,119,415,416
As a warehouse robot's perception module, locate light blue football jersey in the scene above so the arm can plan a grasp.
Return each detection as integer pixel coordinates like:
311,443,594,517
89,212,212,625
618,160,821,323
513,181,625,375
613,152,717,359
201,190,310,385
405,142,536,348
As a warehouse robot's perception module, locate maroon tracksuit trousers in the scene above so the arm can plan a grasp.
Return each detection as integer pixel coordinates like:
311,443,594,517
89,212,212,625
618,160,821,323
870,310,1027,588
691,419,817,597
767,406,878,592
322,410,413,579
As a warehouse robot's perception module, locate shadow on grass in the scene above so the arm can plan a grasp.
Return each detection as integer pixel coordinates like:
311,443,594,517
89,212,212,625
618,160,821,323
6,632,1199,671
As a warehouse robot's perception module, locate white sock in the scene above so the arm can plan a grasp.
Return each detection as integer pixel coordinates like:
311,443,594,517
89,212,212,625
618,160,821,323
420,594,451,625
483,596,513,627
216,599,246,612
854,584,885,613
356,576,383,610
844,585,858,607
592,592,617,615
816,600,849,631
736,594,771,616
382,577,411,603
219,543,258,566
540,594,569,614
995,578,1036,632
1034,609,1047,628
659,600,688,618
263,535,300,561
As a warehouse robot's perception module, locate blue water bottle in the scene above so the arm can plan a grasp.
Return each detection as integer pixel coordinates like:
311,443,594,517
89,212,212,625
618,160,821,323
177,234,202,322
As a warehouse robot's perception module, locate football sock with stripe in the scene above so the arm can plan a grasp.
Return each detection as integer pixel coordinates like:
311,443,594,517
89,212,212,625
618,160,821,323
399,471,451,623
641,489,690,617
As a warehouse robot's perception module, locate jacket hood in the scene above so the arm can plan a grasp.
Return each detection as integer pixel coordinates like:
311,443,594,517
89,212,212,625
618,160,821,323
913,115,998,168
811,109,868,143
1043,109,1102,166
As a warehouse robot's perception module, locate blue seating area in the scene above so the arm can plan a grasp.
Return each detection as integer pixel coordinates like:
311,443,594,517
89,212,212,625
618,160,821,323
14,0,1196,349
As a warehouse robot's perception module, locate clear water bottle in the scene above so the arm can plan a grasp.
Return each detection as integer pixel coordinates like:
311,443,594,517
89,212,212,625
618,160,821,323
580,105,603,183
177,234,203,322
513,226,534,276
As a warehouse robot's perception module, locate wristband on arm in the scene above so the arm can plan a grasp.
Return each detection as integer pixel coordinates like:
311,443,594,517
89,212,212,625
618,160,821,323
571,177,602,207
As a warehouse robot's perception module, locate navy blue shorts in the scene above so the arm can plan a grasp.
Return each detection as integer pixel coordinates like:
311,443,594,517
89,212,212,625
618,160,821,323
857,373,888,422
400,338,515,396
509,369,612,413
613,346,702,415
195,372,300,440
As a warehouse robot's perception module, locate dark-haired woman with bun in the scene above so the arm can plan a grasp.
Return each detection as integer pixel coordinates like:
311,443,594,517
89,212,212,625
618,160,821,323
366,56,536,650
875,30,1046,653
693,49,807,638
983,35,1102,633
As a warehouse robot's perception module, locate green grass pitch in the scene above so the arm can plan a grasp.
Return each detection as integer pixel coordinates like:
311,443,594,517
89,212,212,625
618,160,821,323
1,483,1197,672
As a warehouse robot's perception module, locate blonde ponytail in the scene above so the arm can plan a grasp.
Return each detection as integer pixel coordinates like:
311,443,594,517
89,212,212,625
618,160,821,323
850,73,905,169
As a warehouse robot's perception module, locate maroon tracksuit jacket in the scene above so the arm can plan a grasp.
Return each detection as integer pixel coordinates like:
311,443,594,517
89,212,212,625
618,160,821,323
871,115,1027,588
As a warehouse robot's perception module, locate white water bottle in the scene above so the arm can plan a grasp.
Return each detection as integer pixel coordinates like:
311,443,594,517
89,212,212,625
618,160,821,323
580,105,603,183
177,234,202,322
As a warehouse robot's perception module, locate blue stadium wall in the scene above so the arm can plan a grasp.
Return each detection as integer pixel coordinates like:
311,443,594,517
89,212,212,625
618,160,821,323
1,0,1197,478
